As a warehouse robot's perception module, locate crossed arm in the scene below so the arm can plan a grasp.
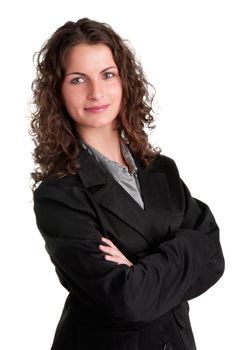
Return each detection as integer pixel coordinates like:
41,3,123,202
34,173,224,323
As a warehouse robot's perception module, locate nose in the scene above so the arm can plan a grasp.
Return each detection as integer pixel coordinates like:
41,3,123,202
87,80,104,100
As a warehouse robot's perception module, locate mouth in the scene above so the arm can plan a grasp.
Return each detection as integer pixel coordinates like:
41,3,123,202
84,104,110,113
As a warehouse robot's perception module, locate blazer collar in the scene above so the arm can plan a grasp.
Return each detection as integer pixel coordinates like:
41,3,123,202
77,146,172,249
77,145,107,188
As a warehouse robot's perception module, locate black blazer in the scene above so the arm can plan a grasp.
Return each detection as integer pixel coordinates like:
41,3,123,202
34,147,224,350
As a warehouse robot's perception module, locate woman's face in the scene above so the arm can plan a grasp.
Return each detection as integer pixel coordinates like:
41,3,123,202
61,43,123,135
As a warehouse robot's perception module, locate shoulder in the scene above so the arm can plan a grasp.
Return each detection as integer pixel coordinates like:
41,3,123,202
33,174,99,231
149,153,181,179
33,173,87,205
149,154,185,207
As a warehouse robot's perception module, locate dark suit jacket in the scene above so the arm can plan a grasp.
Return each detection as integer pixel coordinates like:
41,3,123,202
33,147,224,350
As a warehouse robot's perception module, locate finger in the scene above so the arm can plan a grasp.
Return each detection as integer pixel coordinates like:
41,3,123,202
99,245,122,258
101,237,116,248
101,239,125,258
99,241,119,252
104,254,133,267
104,255,126,265
98,244,112,253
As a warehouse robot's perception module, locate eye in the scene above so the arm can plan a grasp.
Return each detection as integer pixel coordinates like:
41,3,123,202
103,72,115,79
70,77,85,85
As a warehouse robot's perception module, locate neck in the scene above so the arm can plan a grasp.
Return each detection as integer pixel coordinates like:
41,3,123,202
78,125,126,165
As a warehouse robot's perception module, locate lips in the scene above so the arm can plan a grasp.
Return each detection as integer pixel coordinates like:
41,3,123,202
84,104,109,112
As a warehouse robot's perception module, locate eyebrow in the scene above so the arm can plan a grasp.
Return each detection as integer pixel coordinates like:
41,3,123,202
65,66,118,77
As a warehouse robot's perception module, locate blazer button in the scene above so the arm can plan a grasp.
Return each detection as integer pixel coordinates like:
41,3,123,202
163,343,173,350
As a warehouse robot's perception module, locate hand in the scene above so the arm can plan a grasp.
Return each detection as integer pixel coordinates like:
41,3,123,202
98,237,134,267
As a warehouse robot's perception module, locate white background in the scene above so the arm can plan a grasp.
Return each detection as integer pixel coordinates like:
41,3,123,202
0,0,231,349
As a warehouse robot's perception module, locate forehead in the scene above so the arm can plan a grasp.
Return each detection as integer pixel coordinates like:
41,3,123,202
63,43,117,72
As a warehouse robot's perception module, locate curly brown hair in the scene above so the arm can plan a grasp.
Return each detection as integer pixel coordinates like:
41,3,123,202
30,18,160,190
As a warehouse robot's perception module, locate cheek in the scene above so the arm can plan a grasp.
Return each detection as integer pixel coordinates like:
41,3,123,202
110,83,123,103
62,87,83,112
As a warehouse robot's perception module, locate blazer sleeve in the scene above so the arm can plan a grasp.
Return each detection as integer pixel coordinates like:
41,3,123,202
153,156,225,302
173,179,225,301
33,167,224,324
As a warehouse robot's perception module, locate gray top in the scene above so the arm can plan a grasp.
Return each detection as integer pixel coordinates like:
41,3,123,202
81,141,144,209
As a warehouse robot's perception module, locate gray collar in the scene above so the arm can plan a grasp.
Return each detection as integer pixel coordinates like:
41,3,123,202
80,140,138,176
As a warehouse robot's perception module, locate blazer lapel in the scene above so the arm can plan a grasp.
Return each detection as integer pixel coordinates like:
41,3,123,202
77,147,172,249
137,166,172,246
77,147,149,238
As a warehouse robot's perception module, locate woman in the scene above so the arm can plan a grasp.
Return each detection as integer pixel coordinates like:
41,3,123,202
31,18,224,350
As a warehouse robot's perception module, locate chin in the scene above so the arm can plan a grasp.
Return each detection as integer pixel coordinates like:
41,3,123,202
89,117,117,129
90,122,114,129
